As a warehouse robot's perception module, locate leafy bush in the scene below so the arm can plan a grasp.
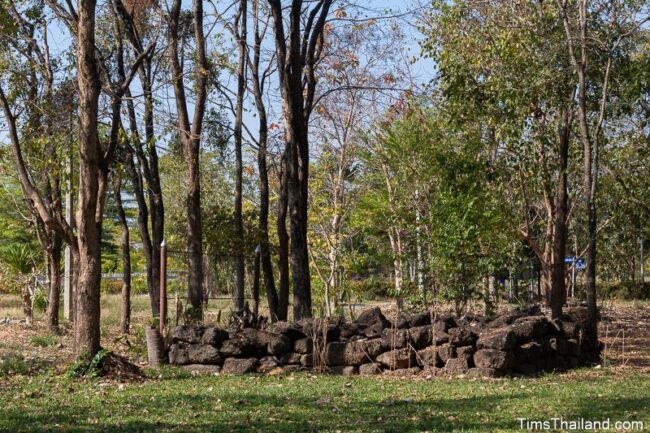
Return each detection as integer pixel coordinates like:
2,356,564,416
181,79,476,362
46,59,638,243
598,281,649,300
66,349,112,379
32,289,48,312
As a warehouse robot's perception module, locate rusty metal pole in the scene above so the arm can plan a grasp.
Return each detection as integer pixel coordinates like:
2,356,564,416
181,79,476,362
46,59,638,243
160,239,167,334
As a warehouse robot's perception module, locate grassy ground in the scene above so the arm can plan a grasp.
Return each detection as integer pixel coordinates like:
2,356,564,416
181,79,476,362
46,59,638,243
1,295,649,432
1,368,648,432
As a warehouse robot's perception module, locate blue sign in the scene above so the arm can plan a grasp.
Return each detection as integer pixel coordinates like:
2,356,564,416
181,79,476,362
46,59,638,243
565,256,586,270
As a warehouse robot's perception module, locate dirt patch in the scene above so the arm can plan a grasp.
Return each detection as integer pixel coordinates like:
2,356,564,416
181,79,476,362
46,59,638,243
599,301,650,370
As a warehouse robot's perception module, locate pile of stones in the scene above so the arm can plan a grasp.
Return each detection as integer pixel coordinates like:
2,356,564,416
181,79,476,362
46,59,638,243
167,306,588,377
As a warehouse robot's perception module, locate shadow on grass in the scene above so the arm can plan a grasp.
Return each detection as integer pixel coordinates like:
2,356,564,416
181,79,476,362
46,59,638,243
0,374,650,433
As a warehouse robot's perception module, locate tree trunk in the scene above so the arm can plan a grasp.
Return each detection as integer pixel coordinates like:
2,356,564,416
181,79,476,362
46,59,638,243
168,0,208,319
258,123,279,321
276,151,290,320
113,175,131,334
75,0,103,356
46,235,62,331
287,124,312,319
233,0,247,313
550,118,570,319
252,246,260,316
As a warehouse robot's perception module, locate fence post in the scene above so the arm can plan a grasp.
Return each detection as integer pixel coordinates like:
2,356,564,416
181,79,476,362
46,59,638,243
160,239,167,334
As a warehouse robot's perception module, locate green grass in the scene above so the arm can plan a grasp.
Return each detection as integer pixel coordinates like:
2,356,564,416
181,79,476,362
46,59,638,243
29,335,59,348
0,369,648,432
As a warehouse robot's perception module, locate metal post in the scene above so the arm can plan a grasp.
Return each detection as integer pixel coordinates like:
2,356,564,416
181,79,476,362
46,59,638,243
571,261,576,298
159,240,167,333
63,145,73,321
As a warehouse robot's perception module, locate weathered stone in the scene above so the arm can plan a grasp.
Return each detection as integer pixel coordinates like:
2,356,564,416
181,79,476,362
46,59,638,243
416,347,438,367
361,322,385,338
300,353,313,368
168,342,190,365
329,365,358,376
515,341,543,364
362,339,385,358
408,312,431,328
409,326,433,349
392,313,410,329
487,310,525,328
278,352,301,365
294,337,313,354
340,322,362,339
562,306,589,324
423,366,447,377
258,356,280,373
458,313,487,327
467,367,504,378
386,366,421,376
456,345,475,361
282,364,302,373
433,314,456,333
171,325,204,344
222,357,259,374
181,364,221,375
359,362,382,375
381,328,408,349
240,328,292,356
511,317,548,342
298,318,341,341
548,337,568,355
565,339,581,357
265,321,306,341
474,349,515,370
514,363,537,376
201,327,229,348
445,357,470,375
220,336,256,357
354,307,391,329
477,328,516,350
436,343,456,364
566,356,580,369
324,340,380,366
561,321,581,340
376,348,416,369
448,327,476,347
187,344,222,365
433,330,450,345
542,356,568,372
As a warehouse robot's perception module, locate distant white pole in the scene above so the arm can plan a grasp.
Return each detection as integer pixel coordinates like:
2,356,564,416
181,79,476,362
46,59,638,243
641,238,645,286
63,145,73,321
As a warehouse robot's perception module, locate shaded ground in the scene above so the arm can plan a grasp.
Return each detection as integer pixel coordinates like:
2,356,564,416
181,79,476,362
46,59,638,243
0,368,648,432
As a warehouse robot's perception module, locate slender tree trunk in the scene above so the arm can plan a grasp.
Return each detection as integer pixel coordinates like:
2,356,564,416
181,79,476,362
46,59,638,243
168,0,207,318
258,123,279,320
550,118,570,319
46,235,62,331
113,175,131,334
123,144,156,315
252,246,260,316
276,151,290,320
233,0,247,313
